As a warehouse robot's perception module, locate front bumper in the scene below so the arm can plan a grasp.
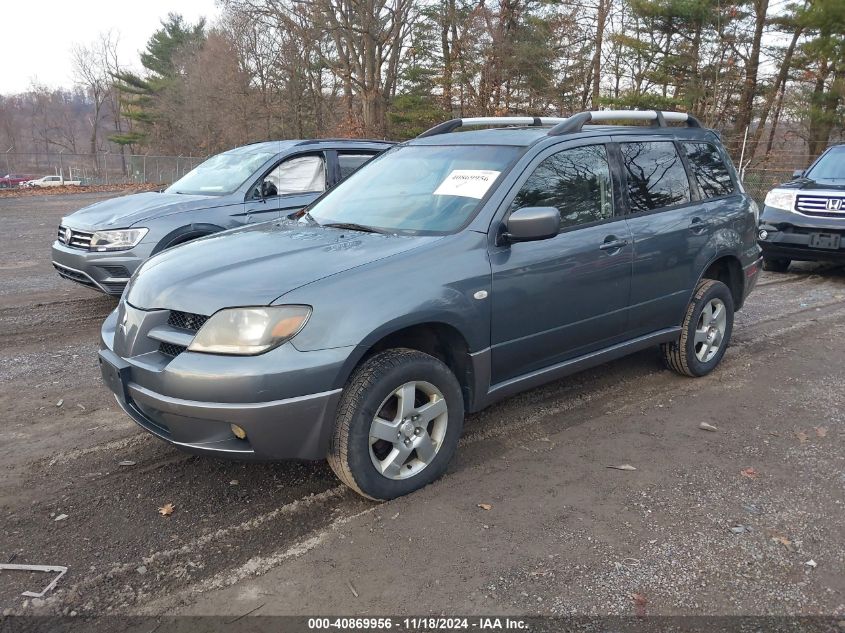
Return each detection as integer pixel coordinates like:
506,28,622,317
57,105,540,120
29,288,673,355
51,241,152,295
99,307,349,460
758,206,845,263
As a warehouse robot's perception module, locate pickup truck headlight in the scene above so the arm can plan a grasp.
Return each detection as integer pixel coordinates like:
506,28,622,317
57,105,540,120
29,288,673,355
763,189,796,212
90,228,149,251
188,306,311,355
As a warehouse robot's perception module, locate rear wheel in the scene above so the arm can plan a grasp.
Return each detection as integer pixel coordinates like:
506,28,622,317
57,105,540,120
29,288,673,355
328,349,464,500
762,256,790,272
662,279,734,377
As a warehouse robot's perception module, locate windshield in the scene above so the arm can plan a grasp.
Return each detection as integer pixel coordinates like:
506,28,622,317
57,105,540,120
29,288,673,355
166,150,276,195
806,146,845,181
306,145,522,234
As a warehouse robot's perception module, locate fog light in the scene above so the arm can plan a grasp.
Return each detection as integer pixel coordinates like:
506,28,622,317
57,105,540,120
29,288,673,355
758,229,769,240
231,424,247,440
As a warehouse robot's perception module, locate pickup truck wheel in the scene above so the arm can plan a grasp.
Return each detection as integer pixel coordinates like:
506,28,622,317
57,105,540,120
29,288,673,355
661,279,734,377
762,256,790,272
328,349,464,500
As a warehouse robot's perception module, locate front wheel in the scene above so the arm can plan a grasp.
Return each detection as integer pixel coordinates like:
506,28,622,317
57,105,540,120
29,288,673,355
662,279,734,377
328,349,464,500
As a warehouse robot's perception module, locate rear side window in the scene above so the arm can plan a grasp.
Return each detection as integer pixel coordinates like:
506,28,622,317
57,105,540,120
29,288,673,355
683,142,734,198
620,141,691,213
510,144,614,230
338,153,376,180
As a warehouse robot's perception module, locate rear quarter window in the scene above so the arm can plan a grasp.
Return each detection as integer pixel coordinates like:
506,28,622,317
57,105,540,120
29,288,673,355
683,142,735,198
338,153,377,180
620,141,691,213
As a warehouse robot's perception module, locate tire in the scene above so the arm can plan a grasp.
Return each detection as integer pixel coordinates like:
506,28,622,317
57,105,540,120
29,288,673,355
762,257,790,272
661,279,734,378
328,348,464,500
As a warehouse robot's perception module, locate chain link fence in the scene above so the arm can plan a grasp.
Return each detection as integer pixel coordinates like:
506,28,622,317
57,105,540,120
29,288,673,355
0,151,207,187
0,149,821,206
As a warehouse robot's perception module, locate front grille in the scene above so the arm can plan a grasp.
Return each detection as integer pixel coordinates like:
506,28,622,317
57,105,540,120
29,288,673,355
101,281,128,295
167,310,208,332
53,263,97,288
159,342,187,357
98,265,130,278
796,194,845,217
57,225,94,249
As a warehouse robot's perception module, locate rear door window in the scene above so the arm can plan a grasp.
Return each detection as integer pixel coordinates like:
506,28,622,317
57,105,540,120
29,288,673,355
620,141,691,213
510,144,614,230
683,142,735,198
338,153,377,180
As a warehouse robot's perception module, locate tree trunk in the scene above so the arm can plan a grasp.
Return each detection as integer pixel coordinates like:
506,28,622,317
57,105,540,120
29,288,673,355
732,0,770,153
590,0,610,107
747,26,802,161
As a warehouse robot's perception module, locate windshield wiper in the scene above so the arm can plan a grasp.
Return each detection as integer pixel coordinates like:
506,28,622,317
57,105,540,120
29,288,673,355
322,222,387,234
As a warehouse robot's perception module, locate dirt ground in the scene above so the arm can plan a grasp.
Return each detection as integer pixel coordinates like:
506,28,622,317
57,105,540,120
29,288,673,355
0,192,843,619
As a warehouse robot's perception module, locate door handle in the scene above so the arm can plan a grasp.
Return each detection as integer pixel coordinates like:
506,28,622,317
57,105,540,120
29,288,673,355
599,237,629,252
690,217,707,234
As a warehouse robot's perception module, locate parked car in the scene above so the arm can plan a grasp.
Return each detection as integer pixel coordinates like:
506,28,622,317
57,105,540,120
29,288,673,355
99,110,761,500
52,139,392,295
25,175,82,187
0,173,36,189
757,144,845,271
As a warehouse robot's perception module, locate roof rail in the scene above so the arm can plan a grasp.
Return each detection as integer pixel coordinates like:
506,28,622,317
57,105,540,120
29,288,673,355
548,110,701,135
417,110,703,139
417,116,570,138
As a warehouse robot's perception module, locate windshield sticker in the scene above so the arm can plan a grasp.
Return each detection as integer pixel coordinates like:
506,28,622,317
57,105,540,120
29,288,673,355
433,170,501,199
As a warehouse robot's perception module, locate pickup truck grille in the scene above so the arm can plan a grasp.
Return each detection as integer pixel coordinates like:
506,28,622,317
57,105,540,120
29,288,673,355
795,194,845,217
57,225,94,249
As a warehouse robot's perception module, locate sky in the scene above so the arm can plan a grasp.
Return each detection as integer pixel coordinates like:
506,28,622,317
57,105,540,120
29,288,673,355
0,0,221,95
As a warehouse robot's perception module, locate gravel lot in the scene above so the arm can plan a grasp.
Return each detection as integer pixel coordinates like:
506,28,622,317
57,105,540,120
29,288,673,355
0,192,843,619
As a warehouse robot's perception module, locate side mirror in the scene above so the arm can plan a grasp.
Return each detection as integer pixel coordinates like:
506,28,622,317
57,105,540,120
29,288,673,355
502,207,560,244
792,169,805,179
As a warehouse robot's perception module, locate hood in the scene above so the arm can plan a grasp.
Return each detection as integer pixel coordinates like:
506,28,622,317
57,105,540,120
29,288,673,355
776,178,845,192
126,221,438,315
62,191,229,230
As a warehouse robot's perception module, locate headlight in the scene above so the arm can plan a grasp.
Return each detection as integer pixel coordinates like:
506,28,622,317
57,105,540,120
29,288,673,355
90,228,149,251
187,306,311,355
763,189,796,212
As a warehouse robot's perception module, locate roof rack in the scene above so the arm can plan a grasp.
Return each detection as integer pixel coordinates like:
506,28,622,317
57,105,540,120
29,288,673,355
416,110,702,138
417,116,570,138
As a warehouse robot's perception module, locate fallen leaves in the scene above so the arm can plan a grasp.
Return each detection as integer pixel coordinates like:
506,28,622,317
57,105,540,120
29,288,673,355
698,422,718,432
795,431,809,444
607,464,637,471
771,535,795,552
631,592,648,616
477,503,493,511
158,503,175,517
815,426,827,438
740,467,758,479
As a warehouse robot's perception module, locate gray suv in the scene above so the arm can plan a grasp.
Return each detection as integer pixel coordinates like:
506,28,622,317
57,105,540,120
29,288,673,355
98,111,762,500
52,139,391,295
